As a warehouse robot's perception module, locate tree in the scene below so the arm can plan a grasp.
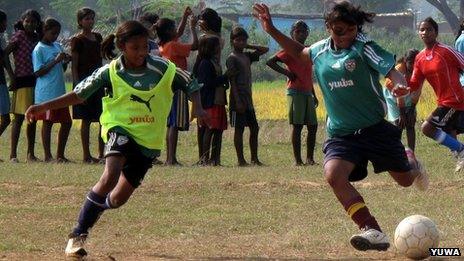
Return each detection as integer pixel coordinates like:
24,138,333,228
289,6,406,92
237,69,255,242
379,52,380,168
290,0,411,14
425,0,464,34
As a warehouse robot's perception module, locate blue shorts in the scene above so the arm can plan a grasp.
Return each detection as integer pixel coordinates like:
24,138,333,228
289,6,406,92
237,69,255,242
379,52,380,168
323,120,411,182
167,90,189,131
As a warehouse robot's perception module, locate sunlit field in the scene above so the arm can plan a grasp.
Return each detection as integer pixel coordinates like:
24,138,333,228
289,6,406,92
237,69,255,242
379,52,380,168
0,81,462,260
253,80,437,121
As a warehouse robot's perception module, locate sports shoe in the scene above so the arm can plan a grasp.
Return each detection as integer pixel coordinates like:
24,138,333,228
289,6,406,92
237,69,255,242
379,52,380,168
65,233,88,258
455,149,464,172
350,228,390,251
413,159,429,191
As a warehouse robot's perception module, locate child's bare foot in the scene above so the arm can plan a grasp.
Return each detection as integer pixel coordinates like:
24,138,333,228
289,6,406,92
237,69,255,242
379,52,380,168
98,157,106,164
294,161,304,166
56,157,72,164
152,158,163,165
44,157,54,163
10,157,19,163
165,160,182,166
305,159,318,166
251,160,264,166
27,155,41,163
238,160,249,167
83,157,100,164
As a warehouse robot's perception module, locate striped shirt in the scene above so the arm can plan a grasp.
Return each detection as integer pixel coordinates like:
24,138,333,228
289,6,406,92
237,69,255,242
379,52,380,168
309,33,395,137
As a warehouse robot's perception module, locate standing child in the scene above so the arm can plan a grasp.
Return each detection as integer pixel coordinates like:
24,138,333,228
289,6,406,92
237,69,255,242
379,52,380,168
139,12,160,57
32,18,72,162
383,49,420,151
226,26,268,166
25,20,206,258
3,9,42,162
196,8,226,163
193,36,233,165
410,17,464,171
266,20,318,166
0,10,10,161
254,1,428,251
156,7,198,165
71,7,104,163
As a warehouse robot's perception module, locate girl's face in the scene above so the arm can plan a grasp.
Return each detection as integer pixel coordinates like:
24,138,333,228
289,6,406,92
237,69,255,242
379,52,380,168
119,35,149,68
291,26,308,44
23,16,38,33
327,20,357,50
231,36,247,51
80,14,95,30
419,22,438,46
43,26,60,43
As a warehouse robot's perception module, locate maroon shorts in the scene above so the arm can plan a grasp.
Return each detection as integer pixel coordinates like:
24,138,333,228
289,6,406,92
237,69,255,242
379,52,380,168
36,107,72,123
205,105,227,130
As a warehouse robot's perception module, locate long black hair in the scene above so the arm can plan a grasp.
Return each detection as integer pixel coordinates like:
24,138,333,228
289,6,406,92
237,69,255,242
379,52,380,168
324,1,375,33
154,18,176,46
101,20,149,60
13,9,43,38
192,36,220,77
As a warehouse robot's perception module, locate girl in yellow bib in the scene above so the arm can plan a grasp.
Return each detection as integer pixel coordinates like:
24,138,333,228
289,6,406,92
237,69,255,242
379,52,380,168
25,20,207,258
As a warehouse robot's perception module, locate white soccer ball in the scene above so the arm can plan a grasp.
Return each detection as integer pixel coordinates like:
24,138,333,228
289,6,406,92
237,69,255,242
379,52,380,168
394,215,440,260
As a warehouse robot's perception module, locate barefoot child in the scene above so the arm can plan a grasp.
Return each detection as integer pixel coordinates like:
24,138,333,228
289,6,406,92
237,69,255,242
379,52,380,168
71,7,105,163
267,20,318,166
32,18,72,162
226,26,268,166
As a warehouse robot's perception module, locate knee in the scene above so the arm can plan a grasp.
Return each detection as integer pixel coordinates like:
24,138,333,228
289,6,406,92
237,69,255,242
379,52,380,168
396,176,414,187
108,196,127,209
324,168,346,189
421,122,434,137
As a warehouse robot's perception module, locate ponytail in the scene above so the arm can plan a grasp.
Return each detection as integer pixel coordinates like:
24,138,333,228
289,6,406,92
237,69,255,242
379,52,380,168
101,33,116,60
101,20,149,60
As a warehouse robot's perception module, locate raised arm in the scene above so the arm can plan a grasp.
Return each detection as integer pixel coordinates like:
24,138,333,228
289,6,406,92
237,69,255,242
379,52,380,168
189,15,199,51
253,3,309,63
177,7,192,38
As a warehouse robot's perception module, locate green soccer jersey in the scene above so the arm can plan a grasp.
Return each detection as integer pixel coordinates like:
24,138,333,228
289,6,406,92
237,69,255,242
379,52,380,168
309,33,395,137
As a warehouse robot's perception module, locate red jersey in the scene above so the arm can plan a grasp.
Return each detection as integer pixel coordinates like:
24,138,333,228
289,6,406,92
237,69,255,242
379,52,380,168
276,50,314,93
410,42,464,110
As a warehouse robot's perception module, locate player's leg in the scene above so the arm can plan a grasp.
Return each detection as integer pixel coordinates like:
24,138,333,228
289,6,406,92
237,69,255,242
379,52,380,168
249,110,262,165
66,154,125,257
56,121,72,162
41,120,53,162
197,125,206,163
292,124,304,165
324,159,389,251
421,107,464,171
306,124,317,165
201,127,213,164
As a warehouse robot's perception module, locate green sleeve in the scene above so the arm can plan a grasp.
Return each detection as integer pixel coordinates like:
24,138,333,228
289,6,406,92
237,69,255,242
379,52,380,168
74,65,110,100
171,67,201,95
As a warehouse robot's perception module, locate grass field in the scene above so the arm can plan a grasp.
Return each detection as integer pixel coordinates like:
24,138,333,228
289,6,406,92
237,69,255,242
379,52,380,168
0,82,463,260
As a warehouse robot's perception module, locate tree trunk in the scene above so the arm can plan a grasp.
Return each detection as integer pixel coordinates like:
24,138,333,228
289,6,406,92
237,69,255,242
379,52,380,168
426,0,460,34
460,0,464,21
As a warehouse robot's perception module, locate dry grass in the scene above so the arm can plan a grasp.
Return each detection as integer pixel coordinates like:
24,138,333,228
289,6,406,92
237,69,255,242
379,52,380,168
0,115,463,260
253,80,438,122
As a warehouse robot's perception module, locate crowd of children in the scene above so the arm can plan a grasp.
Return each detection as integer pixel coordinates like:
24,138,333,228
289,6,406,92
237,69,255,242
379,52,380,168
1,1,464,257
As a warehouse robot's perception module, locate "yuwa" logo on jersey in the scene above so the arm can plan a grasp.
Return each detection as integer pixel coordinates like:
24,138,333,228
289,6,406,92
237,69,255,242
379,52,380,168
328,78,354,90
129,115,155,124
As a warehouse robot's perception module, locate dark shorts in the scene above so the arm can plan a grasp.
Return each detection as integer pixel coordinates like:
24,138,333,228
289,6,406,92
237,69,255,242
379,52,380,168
323,120,411,182
230,109,259,129
393,106,417,129
72,88,104,121
104,131,153,188
427,106,464,133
